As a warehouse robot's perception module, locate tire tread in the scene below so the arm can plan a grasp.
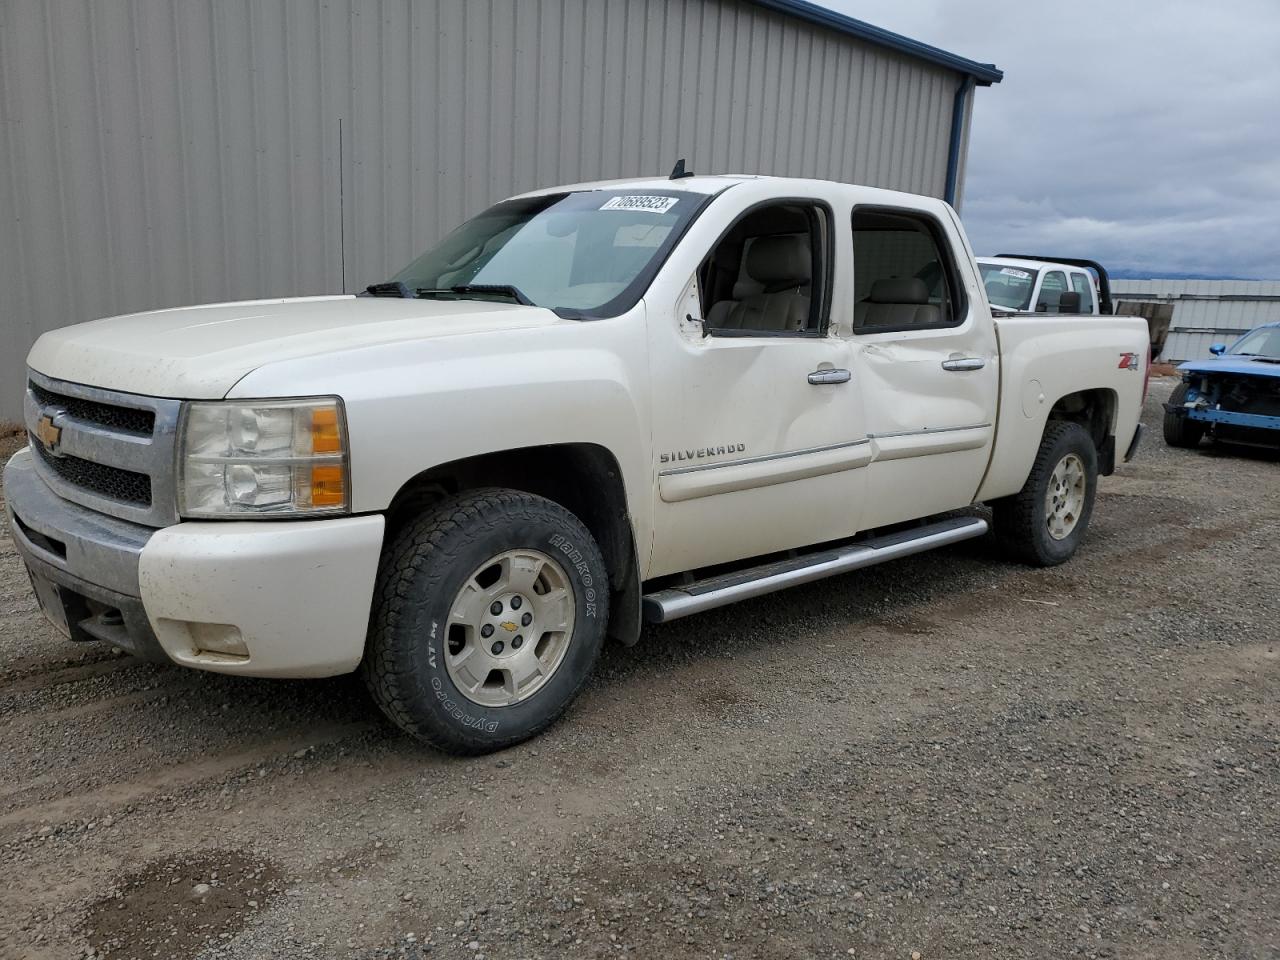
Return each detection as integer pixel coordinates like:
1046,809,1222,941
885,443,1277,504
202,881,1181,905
363,488,606,754
1162,382,1204,448
993,421,1096,567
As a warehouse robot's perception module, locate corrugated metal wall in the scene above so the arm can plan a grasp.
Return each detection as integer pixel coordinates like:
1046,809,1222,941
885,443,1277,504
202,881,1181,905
0,0,966,420
1113,279,1280,361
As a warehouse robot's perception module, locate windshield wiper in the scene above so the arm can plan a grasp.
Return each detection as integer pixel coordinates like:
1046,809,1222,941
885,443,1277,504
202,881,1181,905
364,281,414,298
416,284,535,306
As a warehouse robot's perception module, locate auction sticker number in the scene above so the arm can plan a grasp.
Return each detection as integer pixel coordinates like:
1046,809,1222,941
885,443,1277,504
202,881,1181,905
600,195,679,214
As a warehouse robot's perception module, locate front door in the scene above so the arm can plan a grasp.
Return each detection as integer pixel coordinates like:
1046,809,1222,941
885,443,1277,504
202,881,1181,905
646,197,868,578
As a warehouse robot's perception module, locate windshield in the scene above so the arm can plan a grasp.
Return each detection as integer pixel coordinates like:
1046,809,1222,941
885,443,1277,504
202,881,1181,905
1230,326,1280,359
979,262,1038,311
388,190,706,318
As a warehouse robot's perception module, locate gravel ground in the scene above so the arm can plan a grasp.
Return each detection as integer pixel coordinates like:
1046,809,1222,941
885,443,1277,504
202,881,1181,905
1,379,1277,960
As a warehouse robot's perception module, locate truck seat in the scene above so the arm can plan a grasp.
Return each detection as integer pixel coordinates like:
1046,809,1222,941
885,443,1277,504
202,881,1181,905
710,235,812,332
854,277,939,330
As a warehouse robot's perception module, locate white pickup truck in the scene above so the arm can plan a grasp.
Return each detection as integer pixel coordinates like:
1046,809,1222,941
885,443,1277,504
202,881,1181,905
4,174,1148,753
977,255,1111,316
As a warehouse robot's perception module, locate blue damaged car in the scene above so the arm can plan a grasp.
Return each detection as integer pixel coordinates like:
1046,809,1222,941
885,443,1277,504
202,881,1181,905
1163,321,1280,448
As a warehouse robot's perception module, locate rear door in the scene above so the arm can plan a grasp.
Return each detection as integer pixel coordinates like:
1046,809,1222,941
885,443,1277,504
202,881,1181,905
849,202,999,530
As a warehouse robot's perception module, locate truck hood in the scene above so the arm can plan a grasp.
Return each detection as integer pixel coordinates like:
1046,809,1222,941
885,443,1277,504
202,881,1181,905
1178,355,1280,379
27,295,567,398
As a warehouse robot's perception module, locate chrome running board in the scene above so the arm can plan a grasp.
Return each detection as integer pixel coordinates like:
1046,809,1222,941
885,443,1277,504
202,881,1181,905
641,516,988,624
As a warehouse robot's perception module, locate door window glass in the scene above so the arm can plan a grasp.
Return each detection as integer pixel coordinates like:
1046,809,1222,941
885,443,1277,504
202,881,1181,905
697,202,830,336
1070,272,1095,314
851,209,963,332
1038,271,1068,313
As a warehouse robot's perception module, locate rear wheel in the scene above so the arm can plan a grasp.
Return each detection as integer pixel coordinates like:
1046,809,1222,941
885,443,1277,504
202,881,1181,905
1162,382,1205,448
364,489,608,754
993,421,1099,567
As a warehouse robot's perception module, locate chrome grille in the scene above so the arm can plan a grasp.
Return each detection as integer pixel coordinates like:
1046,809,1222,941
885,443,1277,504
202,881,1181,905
28,380,156,435
23,370,182,527
31,442,152,506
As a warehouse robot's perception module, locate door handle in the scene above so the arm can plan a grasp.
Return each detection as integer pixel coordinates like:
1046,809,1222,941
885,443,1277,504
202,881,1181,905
807,368,852,385
941,357,986,372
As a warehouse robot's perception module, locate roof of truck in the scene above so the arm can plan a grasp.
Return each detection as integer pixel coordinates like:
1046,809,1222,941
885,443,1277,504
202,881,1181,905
977,256,1060,273
512,174,954,208
513,175,751,198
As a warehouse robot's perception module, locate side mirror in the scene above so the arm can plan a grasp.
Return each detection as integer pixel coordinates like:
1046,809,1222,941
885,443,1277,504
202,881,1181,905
1057,291,1082,314
1209,343,1226,356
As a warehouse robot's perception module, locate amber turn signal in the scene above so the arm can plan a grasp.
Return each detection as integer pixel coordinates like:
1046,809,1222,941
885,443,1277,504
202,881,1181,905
309,465,346,507
311,407,343,454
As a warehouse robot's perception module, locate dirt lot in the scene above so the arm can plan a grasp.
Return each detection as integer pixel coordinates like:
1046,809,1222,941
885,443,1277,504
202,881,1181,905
1,379,1277,960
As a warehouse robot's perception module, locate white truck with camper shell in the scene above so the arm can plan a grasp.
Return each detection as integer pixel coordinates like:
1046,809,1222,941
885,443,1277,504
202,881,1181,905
4,172,1149,753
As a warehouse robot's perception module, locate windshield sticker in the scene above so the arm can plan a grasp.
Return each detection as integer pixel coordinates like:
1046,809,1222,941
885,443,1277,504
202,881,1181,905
1000,267,1032,279
600,195,679,214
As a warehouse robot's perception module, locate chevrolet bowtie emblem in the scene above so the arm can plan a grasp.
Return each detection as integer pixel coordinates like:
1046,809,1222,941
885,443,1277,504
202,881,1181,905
499,621,518,633
35,413,63,454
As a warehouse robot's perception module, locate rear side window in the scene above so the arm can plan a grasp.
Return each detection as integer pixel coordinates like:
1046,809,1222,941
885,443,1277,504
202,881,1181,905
1037,271,1068,313
852,209,964,333
1071,272,1095,314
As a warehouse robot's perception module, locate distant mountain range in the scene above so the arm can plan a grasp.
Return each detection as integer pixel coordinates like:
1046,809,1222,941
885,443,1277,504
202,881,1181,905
1109,268,1263,281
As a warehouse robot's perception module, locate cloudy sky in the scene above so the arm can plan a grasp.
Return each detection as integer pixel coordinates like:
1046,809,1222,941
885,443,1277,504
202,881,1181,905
825,0,1280,279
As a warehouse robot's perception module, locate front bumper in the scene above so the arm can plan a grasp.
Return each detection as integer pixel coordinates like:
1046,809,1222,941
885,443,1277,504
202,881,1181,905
4,447,167,660
4,448,385,678
1180,406,1280,431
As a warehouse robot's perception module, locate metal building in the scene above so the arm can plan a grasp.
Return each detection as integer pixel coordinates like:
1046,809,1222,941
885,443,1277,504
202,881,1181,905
0,0,1002,422
1113,279,1280,362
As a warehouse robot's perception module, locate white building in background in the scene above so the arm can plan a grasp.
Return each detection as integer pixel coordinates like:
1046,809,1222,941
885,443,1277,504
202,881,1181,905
1113,279,1280,362
0,0,1003,421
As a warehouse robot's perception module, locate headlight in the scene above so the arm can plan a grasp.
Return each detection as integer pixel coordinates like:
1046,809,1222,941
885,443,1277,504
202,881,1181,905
178,398,349,518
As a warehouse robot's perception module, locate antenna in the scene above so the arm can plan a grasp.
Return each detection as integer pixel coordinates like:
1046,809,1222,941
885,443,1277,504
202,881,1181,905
669,158,694,180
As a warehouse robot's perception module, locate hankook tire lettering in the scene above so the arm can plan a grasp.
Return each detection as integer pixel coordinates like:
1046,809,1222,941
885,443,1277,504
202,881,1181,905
548,534,598,618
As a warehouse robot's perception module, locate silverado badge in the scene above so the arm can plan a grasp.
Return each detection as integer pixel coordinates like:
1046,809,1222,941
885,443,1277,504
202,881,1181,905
35,413,63,454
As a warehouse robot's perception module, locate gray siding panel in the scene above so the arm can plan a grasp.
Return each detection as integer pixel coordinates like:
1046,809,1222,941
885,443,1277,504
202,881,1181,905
1113,279,1280,362
1,0,963,419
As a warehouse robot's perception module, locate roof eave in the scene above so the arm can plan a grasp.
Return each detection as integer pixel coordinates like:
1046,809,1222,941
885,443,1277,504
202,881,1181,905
747,0,1004,85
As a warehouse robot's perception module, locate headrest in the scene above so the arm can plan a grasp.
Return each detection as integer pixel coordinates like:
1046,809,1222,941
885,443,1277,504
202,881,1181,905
745,235,811,285
869,277,928,304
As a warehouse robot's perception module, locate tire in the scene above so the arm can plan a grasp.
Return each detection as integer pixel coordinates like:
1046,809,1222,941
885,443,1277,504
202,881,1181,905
1162,382,1205,448
363,488,609,754
993,421,1099,567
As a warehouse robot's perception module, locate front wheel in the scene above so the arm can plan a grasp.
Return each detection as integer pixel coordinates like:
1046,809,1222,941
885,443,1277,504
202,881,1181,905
1163,382,1205,448
363,489,609,754
993,421,1099,567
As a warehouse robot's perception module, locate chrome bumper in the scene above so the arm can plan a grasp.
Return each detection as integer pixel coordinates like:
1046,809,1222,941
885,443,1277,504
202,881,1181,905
3,448,169,662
